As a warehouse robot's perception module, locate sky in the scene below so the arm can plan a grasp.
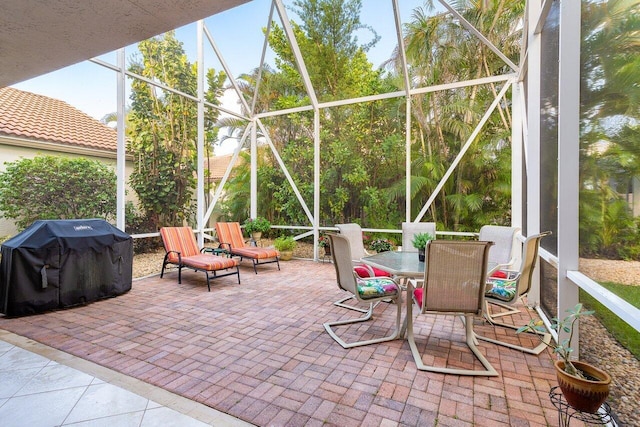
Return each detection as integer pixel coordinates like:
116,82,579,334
11,0,436,143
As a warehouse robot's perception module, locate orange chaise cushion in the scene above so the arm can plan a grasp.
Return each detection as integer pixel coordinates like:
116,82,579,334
232,247,279,260
181,254,238,271
160,227,201,263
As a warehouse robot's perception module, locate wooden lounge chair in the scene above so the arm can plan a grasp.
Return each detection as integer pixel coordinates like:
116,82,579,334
215,222,280,274
159,227,240,291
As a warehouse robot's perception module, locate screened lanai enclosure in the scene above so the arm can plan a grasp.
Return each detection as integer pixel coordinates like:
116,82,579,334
2,0,639,402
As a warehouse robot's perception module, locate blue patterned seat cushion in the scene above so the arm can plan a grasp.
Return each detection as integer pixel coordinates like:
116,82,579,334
485,278,516,301
356,277,399,300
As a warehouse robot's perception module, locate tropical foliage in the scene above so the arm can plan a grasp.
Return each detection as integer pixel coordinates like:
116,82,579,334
127,31,226,230
218,0,518,235
578,0,640,259
0,156,116,230
121,0,640,261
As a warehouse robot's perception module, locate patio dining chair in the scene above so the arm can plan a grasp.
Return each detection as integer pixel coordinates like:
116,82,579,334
215,222,280,274
159,227,240,291
406,240,498,376
334,223,392,313
475,231,552,355
479,225,520,271
324,233,402,348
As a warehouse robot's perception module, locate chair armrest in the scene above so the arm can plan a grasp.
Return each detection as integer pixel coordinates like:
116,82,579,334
407,278,423,288
166,250,182,263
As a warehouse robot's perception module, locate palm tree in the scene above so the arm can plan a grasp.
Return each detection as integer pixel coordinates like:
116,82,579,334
387,0,523,230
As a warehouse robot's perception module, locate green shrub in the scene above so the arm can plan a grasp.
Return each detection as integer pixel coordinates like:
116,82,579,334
0,155,117,230
274,236,296,251
244,216,271,234
125,201,162,254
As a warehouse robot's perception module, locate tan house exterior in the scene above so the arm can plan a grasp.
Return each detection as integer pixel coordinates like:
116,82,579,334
0,87,134,237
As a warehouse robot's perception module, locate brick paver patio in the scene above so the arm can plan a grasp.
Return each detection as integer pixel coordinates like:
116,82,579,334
0,259,566,426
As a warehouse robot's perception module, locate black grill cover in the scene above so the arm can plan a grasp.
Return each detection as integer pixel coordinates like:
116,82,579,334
0,219,133,316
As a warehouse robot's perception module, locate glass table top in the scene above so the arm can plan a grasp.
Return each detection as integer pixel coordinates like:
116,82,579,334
361,251,425,277
361,251,498,278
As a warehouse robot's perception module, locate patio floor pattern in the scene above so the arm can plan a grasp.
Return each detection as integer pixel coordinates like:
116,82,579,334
0,259,574,426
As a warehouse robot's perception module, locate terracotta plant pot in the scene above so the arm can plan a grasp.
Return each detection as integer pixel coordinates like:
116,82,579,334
555,360,611,413
279,250,293,261
251,232,262,241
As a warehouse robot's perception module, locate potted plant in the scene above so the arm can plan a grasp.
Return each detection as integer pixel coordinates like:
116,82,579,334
243,216,271,241
411,232,434,262
318,235,331,255
517,303,611,413
273,236,296,261
369,238,393,253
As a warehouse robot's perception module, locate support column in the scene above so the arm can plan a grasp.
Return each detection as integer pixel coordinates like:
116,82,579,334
557,0,581,355
116,48,126,231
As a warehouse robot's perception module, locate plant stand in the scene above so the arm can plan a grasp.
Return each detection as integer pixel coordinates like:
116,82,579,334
321,246,331,263
549,386,615,427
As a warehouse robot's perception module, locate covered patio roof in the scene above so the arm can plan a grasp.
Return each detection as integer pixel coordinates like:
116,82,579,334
0,0,249,87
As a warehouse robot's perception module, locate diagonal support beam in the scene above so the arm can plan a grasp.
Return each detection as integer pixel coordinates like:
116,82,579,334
416,80,513,222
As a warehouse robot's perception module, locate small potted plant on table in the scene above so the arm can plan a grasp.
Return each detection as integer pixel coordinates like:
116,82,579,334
411,232,434,262
517,303,611,413
274,236,296,261
244,216,271,241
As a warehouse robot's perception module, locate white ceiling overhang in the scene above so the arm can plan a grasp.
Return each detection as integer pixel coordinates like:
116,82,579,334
0,0,250,87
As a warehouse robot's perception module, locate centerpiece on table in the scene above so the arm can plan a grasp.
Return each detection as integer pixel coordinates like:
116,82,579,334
411,232,434,262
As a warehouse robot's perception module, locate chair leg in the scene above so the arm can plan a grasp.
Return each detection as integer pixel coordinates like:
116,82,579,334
324,296,402,349
485,300,521,321
475,301,552,355
406,302,498,376
333,294,380,314
160,253,170,278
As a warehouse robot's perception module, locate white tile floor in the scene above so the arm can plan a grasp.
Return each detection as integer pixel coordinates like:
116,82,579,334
0,332,252,427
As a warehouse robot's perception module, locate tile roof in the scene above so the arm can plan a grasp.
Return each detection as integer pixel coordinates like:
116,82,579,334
204,154,240,181
0,87,116,152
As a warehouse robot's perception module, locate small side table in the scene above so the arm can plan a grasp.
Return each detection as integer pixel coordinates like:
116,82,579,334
203,247,230,257
549,386,614,426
